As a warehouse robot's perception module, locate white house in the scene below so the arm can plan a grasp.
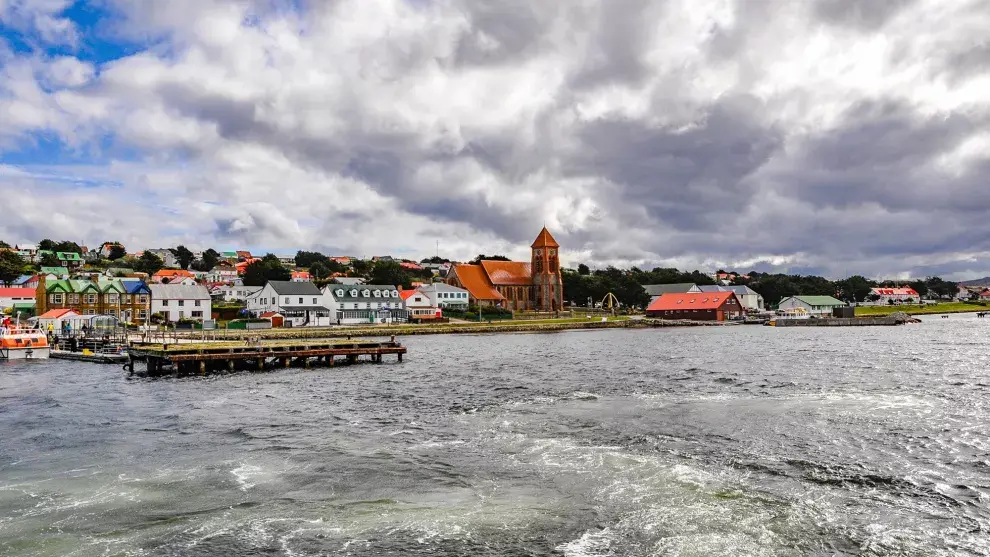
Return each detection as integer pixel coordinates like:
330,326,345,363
722,285,765,312
212,285,262,302
777,295,846,316
322,284,408,325
247,281,332,327
206,264,238,283
402,290,440,319
869,287,920,305
957,286,975,301
149,284,212,322
290,271,312,282
0,287,36,311
416,283,470,309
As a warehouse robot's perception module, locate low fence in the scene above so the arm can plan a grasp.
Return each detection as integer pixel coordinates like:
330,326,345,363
512,311,573,321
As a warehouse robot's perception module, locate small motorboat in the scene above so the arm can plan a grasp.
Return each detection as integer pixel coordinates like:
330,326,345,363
0,321,51,360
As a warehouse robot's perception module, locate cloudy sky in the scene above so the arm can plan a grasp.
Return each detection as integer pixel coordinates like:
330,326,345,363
1,0,989,279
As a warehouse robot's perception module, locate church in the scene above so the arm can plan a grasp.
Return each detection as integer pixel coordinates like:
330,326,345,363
447,227,564,312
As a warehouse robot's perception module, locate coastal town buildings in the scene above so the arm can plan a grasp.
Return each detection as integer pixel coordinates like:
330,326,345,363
322,284,407,324
777,296,846,316
35,276,152,323
211,285,262,303
416,283,469,310
642,283,701,305
0,287,36,311
447,227,564,311
645,292,743,321
145,249,179,268
869,287,919,304
149,284,212,322
247,281,332,327
401,289,440,319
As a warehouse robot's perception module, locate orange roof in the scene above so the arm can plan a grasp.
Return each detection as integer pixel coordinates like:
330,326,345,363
38,308,78,319
399,290,417,300
479,260,532,286
0,287,34,298
153,269,194,279
291,271,311,279
450,264,503,301
647,292,738,312
531,227,559,248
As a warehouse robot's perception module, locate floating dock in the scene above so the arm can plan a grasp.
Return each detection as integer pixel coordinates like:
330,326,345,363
52,350,128,364
769,317,909,327
126,338,406,376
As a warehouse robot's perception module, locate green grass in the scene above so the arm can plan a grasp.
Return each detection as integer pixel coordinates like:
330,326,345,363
855,302,987,316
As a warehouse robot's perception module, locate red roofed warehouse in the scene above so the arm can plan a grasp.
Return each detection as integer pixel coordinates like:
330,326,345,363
645,292,743,321
868,287,919,304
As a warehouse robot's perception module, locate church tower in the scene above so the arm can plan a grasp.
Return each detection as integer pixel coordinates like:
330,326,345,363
531,227,563,312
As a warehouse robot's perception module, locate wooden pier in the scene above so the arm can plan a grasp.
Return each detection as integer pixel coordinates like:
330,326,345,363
125,338,406,376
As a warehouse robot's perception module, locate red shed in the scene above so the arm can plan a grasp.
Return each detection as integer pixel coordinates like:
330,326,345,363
261,311,284,328
645,292,743,321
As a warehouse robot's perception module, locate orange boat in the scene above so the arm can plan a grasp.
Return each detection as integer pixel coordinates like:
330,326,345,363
0,322,50,360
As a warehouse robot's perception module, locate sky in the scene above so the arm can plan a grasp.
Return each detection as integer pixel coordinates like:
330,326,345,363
2,0,990,280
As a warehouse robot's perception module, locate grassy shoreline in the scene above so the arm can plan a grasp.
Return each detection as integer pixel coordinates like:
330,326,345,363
168,316,639,340
855,302,987,316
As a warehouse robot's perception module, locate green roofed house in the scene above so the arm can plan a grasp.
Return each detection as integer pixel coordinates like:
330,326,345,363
40,266,70,278
35,250,83,269
36,276,152,324
777,295,846,317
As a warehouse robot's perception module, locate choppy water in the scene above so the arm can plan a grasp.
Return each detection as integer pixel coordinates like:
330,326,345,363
2,315,989,556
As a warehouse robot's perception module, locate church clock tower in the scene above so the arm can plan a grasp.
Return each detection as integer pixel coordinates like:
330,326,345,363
531,227,563,312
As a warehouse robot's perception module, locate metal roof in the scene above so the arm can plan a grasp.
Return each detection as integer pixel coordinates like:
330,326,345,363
267,281,323,296
642,283,697,296
148,284,210,300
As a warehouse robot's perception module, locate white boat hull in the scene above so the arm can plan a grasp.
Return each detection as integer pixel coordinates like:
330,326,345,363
0,347,51,360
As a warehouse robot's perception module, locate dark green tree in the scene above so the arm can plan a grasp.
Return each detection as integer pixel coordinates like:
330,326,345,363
421,256,451,264
908,279,929,300
926,276,957,299
469,254,511,264
834,275,876,303
107,244,126,260
169,245,195,269
192,248,220,272
0,251,27,286
350,259,373,276
242,254,291,286
369,260,413,289
577,263,590,275
295,250,327,268
39,253,61,267
309,261,330,280
0,240,10,248
134,252,164,275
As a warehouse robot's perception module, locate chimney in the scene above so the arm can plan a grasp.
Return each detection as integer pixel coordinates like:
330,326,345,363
36,274,47,314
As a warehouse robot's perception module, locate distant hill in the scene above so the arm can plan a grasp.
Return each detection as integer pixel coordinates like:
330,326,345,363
959,277,990,286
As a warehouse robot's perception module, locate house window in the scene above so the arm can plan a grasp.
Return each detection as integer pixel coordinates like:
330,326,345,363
107,294,118,304
51,293,63,304
162,300,169,306
68,294,79,304
194,300,201,307
299,297,304,304
137,296,148,304
313,298,318,304
138,310,148,319
366,303,371,309
122,295,131,303
85,294,97,304
105,309,116,317
285,297,290,304
353,303,359,309
84,309,96,315
191,311,203,318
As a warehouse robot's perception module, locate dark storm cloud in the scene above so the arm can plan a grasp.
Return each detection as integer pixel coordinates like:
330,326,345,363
811,0,918,30
781,100,990,212
567,95,781,231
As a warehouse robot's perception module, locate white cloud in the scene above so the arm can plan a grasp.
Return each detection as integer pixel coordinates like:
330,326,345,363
2,0,990,278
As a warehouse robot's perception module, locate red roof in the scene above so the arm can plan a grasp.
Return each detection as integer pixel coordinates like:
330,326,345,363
153,269,195,279
872,288,918,296
0,287,35,298
480,261,532,285
38,308,78,319
400,261,424,270
531,227,560,248
291,271,311,279
450,264,504,301
260,311,282,318
647,292,739,312
399,289,417,300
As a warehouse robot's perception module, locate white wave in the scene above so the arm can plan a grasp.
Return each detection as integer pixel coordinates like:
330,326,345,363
555,528,615,556
231,463,263,491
